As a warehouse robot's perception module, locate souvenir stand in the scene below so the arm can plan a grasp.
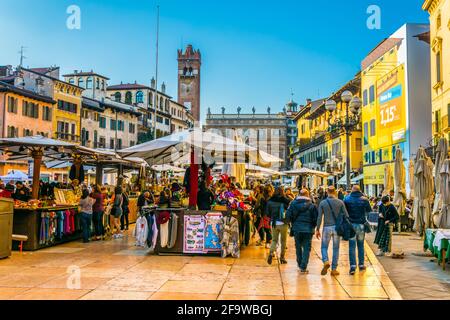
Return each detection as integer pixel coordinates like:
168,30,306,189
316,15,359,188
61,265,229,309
0,137,117,251
119,128,282,257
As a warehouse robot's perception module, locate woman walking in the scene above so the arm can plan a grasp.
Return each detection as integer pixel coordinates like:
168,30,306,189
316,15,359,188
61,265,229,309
255,185,273,248
111,186,124,239
374,195,399,256
79,189,95,243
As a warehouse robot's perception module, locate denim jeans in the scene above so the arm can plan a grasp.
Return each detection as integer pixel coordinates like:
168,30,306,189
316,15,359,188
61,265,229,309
240,211,252,246
321,226,341,270
270,224,288,258
92,211,104,236
294,232,313,270
349,223,365,268
80,212,93,242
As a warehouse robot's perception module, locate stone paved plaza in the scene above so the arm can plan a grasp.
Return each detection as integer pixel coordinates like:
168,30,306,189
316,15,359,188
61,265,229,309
0,233,401,300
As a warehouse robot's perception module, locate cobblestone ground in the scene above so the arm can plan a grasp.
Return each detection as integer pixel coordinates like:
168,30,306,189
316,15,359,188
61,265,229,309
366,232,450,300
0,232,401,300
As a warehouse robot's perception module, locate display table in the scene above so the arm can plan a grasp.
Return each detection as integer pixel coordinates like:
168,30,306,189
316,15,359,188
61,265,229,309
424,228,450,270
13,206,81,251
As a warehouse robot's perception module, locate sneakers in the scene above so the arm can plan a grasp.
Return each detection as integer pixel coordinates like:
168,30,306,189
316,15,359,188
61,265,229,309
376,250,385,257
267,254,273,265
349,267,356,275
330,270,340,276
256,240,264,247
265,242,271,249
321,262,331,276
280,258,288,265
359,265,367,271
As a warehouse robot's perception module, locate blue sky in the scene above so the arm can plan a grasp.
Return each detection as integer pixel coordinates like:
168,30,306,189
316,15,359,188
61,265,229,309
0,0,428,123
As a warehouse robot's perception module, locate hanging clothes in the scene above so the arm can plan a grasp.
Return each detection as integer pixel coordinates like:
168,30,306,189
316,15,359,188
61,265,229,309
167,213,179,249
150,217,159,250
134,216,149,247
220,216,240,258
160,222,169,248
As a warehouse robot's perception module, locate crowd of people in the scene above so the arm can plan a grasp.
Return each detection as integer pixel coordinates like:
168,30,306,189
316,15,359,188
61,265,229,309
221,183,400,276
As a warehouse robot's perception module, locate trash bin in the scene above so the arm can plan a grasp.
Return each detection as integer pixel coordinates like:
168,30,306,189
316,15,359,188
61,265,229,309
0,198,14,259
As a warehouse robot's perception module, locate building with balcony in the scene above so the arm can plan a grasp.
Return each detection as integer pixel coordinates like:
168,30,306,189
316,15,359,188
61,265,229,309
292,74,363,187
423,0,450,144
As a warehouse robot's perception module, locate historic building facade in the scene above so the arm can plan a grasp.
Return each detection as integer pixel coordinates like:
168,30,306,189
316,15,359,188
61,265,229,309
423,0,450,144
205,108,289,168
63,71,141,149
292,74,363,186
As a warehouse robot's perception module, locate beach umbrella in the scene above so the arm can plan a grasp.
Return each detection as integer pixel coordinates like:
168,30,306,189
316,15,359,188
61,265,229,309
383,163,394,196
437,159,450,228
393,148,406,216
412,147,434,235
432,138,448,225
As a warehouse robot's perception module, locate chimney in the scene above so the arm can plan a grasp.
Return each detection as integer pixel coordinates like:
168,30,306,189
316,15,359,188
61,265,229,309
151,77,156,89
74,70,78,74
161,82,166,94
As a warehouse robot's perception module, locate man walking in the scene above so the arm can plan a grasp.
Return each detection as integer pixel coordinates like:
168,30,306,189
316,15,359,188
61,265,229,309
266,186,291,265
344,185,372,275
286,189,318,273
316,186,349,276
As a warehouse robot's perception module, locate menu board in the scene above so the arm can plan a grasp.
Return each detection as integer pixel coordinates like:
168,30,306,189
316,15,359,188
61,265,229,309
183,215,206,254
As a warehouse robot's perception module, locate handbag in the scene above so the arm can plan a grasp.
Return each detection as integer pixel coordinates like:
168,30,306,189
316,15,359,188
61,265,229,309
326,199,355,241
364,221,372,233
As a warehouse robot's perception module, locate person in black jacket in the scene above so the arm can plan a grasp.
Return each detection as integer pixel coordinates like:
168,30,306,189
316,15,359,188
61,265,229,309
374,196,399,256
120,190,130,231
344,185,372,275
266,186,291,265
137,191,154,213
286,189,318,273
197,180,214,210
12,181,31,202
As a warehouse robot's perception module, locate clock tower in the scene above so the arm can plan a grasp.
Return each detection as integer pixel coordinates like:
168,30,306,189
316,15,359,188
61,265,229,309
177,45,201,122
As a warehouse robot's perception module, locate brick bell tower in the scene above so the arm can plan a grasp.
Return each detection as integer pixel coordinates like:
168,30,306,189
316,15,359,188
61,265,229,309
177,45,201,122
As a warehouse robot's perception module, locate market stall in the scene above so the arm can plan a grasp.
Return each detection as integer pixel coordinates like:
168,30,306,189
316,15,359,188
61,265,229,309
424,228,450,270
120,128,281,257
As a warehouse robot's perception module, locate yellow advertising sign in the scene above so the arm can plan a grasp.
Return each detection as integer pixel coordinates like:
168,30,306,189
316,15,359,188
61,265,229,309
363,162,394,185
376,64,406,148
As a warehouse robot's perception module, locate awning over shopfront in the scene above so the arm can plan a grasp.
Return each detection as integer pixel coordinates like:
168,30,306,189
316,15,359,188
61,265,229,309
283,167,330,177
337,174,364,185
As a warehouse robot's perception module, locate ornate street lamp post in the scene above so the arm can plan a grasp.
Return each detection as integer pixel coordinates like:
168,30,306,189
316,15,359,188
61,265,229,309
325,91,362,190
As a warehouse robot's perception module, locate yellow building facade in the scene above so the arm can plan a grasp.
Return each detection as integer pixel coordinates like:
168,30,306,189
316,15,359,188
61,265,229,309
423,0,450,143
52,80,83,144
293,74,363,187
361,24,431,196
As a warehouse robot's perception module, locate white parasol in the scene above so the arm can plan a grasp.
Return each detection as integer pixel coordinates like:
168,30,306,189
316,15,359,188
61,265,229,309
383,163,394,196
437,159,450,228
412,147,434,235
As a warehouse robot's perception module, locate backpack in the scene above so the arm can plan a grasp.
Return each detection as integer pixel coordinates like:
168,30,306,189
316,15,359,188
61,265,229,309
325,199,355,241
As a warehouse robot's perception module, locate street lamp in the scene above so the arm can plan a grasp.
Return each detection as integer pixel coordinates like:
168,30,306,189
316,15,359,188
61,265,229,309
325,91,362,190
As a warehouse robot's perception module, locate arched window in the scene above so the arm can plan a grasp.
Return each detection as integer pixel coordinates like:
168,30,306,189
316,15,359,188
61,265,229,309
86,77,93,89
159,96,164,110
149,92,153,106
96,78,100,89
136,91,144,103
114,92,121,102
101,80,105,90
165,99,169,112
68,78,74,85
125,91,132,104
78,77,84,88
